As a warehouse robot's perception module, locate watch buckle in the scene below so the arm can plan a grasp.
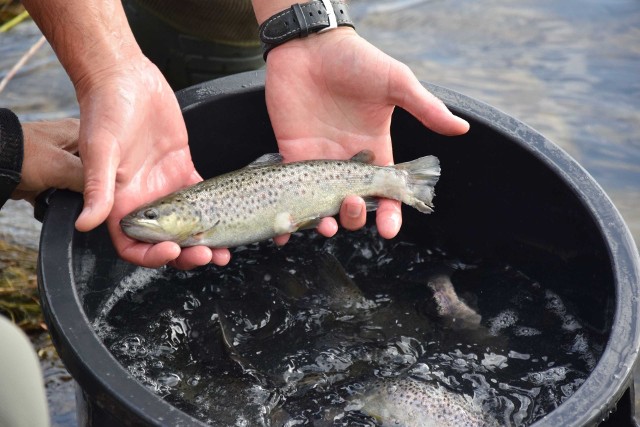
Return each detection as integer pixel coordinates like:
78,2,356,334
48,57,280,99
318,0,338,33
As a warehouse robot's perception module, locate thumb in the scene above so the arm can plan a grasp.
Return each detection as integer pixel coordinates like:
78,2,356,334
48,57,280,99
389,63,470,136
75,131,119,232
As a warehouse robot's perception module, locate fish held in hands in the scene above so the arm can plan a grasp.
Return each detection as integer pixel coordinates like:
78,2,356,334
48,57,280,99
120,150,440,248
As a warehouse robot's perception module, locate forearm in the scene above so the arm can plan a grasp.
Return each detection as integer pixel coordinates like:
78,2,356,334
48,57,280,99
21,0,142,87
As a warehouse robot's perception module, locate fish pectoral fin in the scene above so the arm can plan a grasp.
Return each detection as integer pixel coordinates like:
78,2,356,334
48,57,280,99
350,150,376,164
181,219,219,245
362,196,379,212
273,212,321,235
295,217,323,231
245,153,284,168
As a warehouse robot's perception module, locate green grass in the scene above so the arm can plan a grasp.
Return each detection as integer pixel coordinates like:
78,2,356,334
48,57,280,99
0,0,24,26
0,239,45,334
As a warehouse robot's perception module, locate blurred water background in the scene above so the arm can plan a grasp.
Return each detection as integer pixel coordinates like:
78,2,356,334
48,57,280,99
0,0,638,425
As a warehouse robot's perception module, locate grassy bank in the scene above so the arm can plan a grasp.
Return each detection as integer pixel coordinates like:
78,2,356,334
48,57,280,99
0,0,24,20
0,0,25,26
0,239,46,333
0,0,46,336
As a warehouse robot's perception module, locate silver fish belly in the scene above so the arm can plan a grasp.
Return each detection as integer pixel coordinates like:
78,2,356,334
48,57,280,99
120,150,440,248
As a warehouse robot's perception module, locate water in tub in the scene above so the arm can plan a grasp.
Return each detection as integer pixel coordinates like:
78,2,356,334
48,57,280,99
95,226,606,426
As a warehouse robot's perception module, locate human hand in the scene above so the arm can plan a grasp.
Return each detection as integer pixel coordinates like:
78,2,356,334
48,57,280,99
20,0,230,268
264,28,469,244
13,118,83,204
72,57,231,269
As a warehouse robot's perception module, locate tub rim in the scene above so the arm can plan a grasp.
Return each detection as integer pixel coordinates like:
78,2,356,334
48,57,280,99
37,70,640,427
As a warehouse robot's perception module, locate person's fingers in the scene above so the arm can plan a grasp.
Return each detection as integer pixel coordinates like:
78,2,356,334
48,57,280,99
273,234,291,246
169,246,214,270
210,249,232,267
317,217,339,238
339,195,368,231
19,122,84,195
75,129,120,232
48,118,81,151
388,63,470,136
375,199,402,239
119,240,181,268
45,151,84,193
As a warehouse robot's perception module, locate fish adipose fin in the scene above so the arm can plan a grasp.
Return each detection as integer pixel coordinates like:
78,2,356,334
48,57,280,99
394,155,441,213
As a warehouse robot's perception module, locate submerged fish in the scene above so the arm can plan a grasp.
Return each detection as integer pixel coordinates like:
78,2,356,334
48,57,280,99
427,273,482,330
120,150,440,248
271,252,377,315
351,376,492,427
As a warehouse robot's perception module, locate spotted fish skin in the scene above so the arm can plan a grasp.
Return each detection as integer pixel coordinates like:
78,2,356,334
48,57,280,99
120,150,440,248
355,377,492,427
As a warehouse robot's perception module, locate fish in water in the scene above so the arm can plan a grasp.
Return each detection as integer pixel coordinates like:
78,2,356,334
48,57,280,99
349,376,493,427
120,150,440,248
427,273,482,330
270,252,377,316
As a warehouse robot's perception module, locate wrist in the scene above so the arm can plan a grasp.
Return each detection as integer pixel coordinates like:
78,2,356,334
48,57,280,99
23,0,143,88
0,109,24,208
257,1,354,59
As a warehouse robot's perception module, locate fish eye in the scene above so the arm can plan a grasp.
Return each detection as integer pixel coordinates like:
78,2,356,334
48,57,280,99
143,209,158,220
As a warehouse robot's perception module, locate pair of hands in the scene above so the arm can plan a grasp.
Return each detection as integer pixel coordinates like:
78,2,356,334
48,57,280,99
42,28,468,270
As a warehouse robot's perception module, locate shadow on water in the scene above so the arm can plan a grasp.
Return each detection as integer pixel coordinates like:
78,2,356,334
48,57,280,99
0,0,638,425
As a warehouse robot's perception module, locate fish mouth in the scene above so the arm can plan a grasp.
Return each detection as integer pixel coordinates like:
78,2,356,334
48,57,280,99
119,216,135,229
119,217,165,243
120,216,194,245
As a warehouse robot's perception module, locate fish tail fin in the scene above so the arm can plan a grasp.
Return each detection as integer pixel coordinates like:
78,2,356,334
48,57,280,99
394,155,441,213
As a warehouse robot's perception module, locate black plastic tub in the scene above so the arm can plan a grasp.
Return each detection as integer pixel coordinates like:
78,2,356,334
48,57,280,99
37,70,640,426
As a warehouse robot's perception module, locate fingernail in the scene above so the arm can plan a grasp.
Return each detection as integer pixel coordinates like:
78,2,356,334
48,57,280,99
385,212,401,233
347,203,363,218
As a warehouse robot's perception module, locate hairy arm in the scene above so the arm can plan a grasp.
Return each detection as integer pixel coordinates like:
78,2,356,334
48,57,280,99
21,0,229,268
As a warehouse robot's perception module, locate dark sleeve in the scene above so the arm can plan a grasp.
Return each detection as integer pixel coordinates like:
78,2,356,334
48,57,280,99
0,108,24,209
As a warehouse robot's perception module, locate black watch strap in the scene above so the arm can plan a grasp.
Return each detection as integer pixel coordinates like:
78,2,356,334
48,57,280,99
259,1,355,59
0,108,24,209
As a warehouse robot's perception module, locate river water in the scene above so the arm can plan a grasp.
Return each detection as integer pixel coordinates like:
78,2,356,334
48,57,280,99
0,0,638,425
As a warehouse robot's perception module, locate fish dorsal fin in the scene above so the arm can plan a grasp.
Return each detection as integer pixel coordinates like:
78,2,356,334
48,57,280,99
313,252,361,295
246,153,284,168
350,150,376,164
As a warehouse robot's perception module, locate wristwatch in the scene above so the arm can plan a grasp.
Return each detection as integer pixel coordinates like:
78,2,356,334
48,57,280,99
259,0,355,59
0,108,23,209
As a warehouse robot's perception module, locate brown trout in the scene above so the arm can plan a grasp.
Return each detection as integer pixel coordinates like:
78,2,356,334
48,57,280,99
352,377,493,427
120,150,440,248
